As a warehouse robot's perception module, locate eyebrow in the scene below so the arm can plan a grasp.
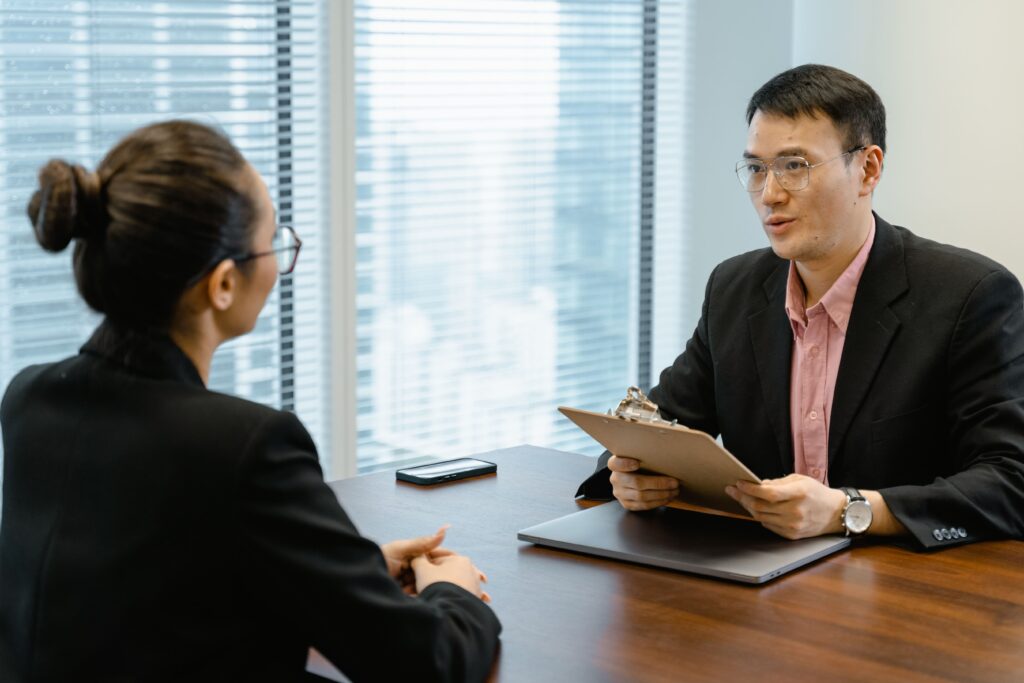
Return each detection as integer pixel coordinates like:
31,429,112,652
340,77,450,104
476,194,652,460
743,147,808,159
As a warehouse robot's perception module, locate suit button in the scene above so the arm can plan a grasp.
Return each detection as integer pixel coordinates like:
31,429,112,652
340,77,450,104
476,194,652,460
941,528,952,540
949,528,961,539
932,529,944,541
958,527,967,537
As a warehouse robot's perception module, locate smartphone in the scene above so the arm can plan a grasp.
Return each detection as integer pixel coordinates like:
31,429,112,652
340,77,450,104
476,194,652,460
396,457,497,485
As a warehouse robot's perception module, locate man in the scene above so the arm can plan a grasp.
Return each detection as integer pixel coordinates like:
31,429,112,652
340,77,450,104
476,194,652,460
578,64,1024,549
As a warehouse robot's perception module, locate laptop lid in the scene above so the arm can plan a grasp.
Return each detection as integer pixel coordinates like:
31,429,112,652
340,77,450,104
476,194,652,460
518,503,850,584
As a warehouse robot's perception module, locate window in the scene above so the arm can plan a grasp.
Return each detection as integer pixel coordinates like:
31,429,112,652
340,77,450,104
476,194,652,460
0,2,333,480
353,0,686,471
0,0,688,486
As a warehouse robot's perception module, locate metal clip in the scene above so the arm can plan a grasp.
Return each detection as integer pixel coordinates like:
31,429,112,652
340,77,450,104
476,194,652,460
611,386,674,425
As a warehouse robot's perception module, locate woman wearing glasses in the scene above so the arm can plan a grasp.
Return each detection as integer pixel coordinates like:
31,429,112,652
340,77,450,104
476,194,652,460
0,120,500,682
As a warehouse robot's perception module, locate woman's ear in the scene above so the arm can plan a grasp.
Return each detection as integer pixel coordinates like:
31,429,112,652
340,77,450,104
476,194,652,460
205,259,238,311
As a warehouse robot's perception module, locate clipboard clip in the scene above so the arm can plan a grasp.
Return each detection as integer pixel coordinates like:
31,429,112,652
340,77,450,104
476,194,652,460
610,386,676,425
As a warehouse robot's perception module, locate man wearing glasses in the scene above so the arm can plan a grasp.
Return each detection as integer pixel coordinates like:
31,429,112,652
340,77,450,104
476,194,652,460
579,64,1024,549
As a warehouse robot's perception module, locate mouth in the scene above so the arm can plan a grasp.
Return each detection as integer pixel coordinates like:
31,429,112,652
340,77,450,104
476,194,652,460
764,216,796,235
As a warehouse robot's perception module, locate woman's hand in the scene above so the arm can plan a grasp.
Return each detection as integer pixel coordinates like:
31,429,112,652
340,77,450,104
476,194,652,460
380,526,454,594
412,552,491,603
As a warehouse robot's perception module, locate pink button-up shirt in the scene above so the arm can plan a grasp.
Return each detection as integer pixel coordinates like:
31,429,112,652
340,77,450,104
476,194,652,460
785,220,875,485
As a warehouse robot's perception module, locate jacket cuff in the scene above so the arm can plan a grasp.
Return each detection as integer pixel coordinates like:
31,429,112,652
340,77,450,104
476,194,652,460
575,451,614,500
878,485,977,551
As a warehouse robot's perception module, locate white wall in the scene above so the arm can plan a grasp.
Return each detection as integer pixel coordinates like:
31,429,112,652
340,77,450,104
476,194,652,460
792,0,1024,279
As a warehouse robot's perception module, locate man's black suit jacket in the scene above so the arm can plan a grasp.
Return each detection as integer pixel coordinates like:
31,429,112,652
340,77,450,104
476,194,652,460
0,322,500,682
580,215,1024,549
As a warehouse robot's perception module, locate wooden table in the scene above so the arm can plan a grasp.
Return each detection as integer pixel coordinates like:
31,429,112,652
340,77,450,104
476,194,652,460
320,445,1024,682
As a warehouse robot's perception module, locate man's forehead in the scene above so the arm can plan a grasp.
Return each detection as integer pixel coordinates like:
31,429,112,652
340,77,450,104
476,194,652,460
745,111,843,156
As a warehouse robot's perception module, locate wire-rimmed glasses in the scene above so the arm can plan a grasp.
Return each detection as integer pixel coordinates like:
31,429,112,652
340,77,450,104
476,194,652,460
735,146,866,193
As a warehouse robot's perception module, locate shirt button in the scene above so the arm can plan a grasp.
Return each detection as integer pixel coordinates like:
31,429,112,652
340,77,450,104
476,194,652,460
809,410,818,420
809,345,819,357
812,467,821,477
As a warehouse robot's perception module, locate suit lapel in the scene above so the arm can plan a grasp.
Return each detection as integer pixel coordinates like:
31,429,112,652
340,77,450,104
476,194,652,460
828,215,908,466
748,261,794,474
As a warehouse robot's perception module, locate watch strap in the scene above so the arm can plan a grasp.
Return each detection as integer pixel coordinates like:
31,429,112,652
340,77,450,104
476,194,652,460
842,486,865,502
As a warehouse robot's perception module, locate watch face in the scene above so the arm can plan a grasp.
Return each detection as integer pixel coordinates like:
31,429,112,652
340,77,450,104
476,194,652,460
845,500,872,534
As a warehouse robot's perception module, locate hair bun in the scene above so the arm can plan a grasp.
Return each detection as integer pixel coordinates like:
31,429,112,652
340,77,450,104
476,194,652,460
27,159,107,252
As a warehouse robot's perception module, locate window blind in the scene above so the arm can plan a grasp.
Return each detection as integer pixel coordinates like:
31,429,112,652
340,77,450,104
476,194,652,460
353,0,687,471
0,1,333,485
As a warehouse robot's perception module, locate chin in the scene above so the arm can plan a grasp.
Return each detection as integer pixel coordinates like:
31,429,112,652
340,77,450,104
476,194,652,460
765,235,795,261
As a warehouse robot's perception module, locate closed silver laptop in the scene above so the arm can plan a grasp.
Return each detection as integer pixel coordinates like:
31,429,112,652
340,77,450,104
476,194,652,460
518,502,850,584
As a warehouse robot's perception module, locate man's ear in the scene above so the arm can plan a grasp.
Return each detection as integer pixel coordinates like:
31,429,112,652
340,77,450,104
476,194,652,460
205,259,238,312
860,145,884,196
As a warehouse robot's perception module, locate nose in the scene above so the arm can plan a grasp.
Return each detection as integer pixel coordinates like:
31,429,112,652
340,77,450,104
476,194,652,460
759,168,788,206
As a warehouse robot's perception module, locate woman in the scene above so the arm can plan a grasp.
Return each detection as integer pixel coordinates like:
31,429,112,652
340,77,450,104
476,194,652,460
0,121,500,682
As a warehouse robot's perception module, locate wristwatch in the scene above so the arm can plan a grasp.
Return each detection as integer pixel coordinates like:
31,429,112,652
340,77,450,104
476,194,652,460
840,487,872,536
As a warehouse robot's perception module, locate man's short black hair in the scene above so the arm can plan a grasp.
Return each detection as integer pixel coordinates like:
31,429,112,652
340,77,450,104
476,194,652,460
746,64,886,154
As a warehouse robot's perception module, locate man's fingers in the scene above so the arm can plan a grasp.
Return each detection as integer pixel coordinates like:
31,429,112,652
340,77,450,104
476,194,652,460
727,486,785,518
607,455,641,472
611,471,679,492
734,479,790,503
614,487,677,511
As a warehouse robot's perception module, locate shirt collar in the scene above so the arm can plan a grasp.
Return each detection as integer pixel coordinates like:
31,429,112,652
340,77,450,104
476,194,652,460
784,217,877,339
80,319,205,388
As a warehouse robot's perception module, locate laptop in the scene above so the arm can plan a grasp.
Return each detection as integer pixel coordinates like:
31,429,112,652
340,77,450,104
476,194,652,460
517,502,850,584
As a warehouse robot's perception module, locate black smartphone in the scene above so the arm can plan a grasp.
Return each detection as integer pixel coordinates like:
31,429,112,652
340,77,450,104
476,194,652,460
396,457,497,485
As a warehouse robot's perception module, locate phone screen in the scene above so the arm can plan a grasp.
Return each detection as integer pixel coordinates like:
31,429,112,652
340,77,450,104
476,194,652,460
402,458,492,477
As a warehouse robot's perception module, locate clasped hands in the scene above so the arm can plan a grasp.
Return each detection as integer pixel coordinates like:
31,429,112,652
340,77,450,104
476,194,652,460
608,454,848,539
381,526,491,602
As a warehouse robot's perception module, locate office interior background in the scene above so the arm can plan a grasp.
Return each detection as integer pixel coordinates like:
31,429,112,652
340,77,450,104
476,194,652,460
1,0,1022,491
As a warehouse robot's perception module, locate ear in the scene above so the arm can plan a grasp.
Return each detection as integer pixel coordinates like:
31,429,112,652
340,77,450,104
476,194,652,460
859,145,884,197
205,259,239,312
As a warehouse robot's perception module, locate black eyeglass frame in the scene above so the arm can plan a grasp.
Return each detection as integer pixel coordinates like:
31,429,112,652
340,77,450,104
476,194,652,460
735,145,867,193
232,224,303,275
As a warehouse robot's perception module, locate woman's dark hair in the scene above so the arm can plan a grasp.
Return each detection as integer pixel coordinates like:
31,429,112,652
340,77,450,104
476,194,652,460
27,120,256,331
746,64,887,154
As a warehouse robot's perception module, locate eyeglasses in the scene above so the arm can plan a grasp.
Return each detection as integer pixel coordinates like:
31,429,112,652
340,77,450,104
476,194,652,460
234,225,302,275
735,146,866,193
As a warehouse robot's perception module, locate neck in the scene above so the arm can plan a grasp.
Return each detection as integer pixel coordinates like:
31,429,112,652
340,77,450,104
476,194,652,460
169,324,220,386
795,212,873,307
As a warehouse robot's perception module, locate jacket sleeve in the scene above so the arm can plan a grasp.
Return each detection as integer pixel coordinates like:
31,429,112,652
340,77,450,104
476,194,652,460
235,411,501,682
880,268,1024,549
576,265,721,499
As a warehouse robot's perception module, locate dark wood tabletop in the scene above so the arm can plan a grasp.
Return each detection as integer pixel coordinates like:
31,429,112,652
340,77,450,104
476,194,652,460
322,445,1024,683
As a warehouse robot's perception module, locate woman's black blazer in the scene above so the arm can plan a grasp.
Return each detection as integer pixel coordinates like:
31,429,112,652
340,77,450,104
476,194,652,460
0,322,500,682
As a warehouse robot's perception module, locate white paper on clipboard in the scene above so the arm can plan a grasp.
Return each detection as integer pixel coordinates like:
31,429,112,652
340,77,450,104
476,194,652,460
559,405,761,518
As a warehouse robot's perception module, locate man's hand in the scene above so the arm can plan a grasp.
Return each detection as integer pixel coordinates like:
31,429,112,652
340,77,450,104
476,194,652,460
609,455,680,511
726,474,847,539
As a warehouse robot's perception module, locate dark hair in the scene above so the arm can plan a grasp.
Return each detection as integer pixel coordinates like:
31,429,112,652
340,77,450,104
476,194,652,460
746,64,887,154
27,120,256,331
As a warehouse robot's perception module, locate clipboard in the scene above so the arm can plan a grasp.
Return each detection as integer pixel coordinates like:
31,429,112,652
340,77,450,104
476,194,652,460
560,389,761,518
